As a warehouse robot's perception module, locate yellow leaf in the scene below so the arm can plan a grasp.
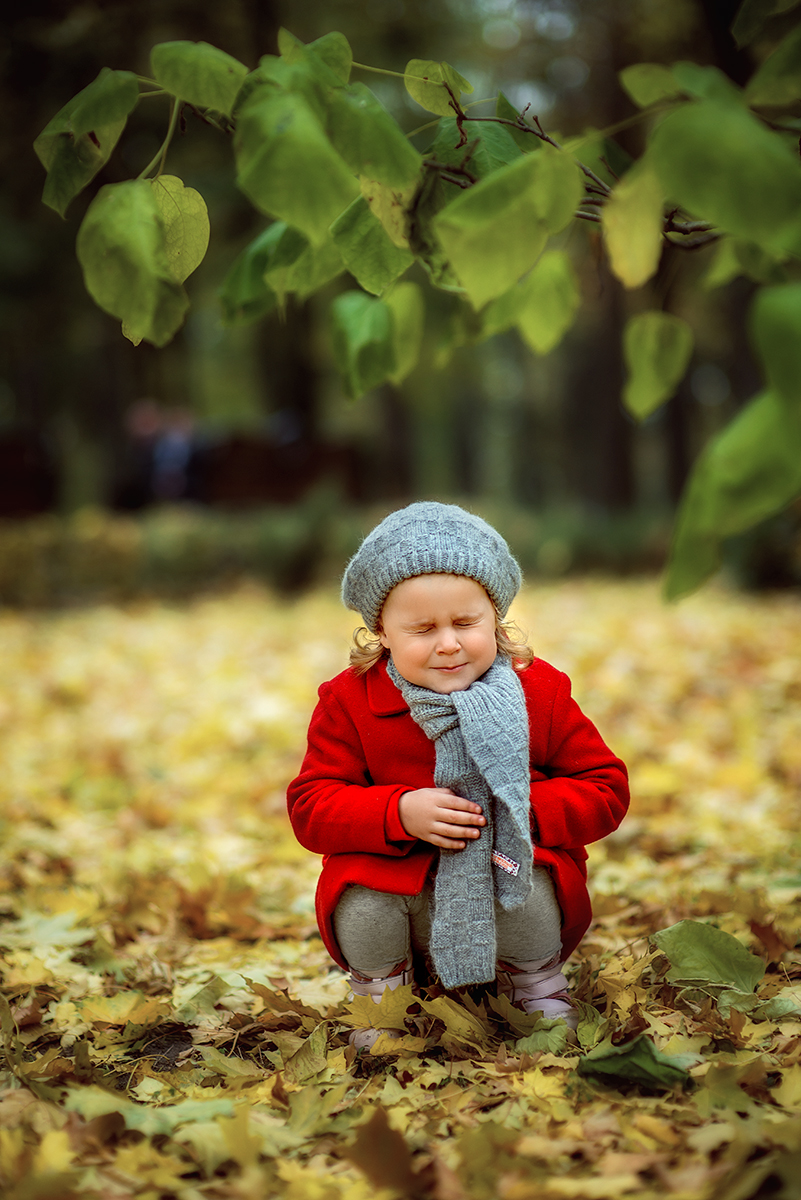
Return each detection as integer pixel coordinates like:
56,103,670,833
2,952,55,987
150,174,210,283
419,994,490,1045
80,991,169,1026
370,1032,428,1055
283,1022,328,1084
773,1063,801,1109
0,1128,27,1181
341,984,416,1030
113,1142,192,1189
630,1113,682,1147
31,1129,73,1176
602,164,664,288
217,1106,262,1169
359,176,417,248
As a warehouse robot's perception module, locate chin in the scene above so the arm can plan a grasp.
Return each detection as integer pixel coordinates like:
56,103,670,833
428,674,474,693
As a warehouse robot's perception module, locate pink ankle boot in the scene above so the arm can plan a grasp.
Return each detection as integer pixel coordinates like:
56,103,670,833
496,954,578,1030
348,962,413,1050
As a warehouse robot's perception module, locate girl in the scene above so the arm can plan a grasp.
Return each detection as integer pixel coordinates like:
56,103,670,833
287,502,629,1047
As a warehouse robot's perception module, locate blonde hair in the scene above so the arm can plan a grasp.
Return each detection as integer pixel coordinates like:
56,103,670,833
349,612,534,675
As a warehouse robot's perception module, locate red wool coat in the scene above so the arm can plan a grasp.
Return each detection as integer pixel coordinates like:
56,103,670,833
287,657,629,970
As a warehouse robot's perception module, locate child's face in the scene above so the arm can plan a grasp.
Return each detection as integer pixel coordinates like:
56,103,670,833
378,573,497,693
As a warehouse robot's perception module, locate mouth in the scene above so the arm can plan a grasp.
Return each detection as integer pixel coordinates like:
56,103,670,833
434,663,467,672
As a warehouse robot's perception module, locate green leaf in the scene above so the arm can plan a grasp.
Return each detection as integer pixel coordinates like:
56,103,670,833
516,250,581,354
430,117,523,180
619,63,684,108
495,91,537,152
264,233,344,304
278,28,353,84
386,281,424,383
484,250,580,354
648,99,801,257
515,1020,571,1055
63,1085,234,1136
731,0,801,47
330,196,413,295
307,31,353,83
218,227,290,323
433,147,582,308
623,312,694,419
652,920,765,991
328,82,422,187
716,990,761,1018
578,1034,690,1089
671,62,744,103
76,180,188,347
664,389,801,598
150,41,248,116
602,163,665,288
752,281,801,400
33,67,139,217
748,23,801,106
198,1045,264,1079
241,53,337,127
703,237,789,288
149,175,209,283
404,59,474,117
330,291,395,399
0,910,91,950
235,90,359,244
175,976,231,1023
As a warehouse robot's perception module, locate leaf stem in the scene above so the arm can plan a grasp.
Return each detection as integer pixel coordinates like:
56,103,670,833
138,97,180,180
351,61,410,80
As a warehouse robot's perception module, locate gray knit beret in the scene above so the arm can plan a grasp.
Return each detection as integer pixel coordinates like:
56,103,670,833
341,501,522,632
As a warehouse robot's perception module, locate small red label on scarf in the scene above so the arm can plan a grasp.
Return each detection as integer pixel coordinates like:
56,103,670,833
492,850,520,877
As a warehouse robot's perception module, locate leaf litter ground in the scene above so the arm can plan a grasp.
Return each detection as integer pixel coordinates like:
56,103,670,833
0,578,800,1199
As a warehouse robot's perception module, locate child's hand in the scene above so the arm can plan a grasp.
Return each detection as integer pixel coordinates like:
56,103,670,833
398,788,486,850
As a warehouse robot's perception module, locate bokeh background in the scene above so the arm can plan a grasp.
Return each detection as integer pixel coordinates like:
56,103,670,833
2,0,798,603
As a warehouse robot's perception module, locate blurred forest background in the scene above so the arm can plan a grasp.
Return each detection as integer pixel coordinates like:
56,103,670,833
1,0,797,602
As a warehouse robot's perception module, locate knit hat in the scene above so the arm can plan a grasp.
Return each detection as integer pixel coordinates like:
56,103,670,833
341,501,522,632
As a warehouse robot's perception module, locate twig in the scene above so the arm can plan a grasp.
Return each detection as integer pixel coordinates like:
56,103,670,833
422,146,479,188
423,80,720,253
600,155,621,183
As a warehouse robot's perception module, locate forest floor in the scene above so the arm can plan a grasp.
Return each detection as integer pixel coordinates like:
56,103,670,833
1,577,800,1200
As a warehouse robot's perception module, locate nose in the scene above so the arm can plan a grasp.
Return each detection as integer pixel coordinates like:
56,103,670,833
436,627,461,655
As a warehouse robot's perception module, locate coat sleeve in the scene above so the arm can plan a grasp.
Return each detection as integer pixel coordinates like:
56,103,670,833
287,681,415,857
526,667,629,850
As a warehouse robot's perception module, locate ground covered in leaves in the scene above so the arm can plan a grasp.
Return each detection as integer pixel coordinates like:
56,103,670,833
1,577,800,1200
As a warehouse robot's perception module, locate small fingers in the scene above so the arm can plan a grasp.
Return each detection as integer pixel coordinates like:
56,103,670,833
435,806,485,829
432,820,482,845
430,833,468,850
434,790,484,815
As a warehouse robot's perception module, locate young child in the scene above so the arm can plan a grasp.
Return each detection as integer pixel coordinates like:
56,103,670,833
287,502,628,1047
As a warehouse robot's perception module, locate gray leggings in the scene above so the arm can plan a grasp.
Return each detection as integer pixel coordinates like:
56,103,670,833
333,865,562,979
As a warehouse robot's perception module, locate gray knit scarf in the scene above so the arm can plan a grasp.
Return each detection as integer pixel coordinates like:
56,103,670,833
387,656,534,988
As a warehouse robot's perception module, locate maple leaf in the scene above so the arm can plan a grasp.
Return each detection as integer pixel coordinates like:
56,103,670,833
340,984,416,1030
